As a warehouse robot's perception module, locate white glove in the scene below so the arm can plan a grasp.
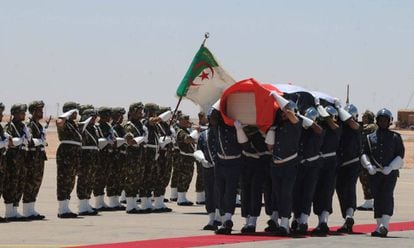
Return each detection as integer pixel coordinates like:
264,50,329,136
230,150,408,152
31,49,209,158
382,166,393,175
334,98,341,109
12,137,23,146
265,127,275,145
234,120,243,129
367,164,377,175
314,97,320,106
116,137,126,147
133,136,145,146
317,105,330,118
201,159,210,167
98,138,109,150
159,136,172,148
32,138,44,147
193,150,206,162
189,130,199,140
158,110,173,122
59,109,78,119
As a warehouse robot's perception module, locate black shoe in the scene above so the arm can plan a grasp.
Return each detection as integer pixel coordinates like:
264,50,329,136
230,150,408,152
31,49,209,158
311,222,329,236
141,208,153,213
297,223,308,235
108,205,126,211
6,216,30,222
163,198,169,203
196,201,206,205
95,206,113,212
136,198,141,203
203,224,218,231
356,206,373,211
0,217,8,223
215,220,233,235
78,210,99,216
120,200,127,204
170,198,177,202
241,225,256,234
274,226,289,236
152,207,172,213
290,219,298,232
57,212,78,219
27,214,46,220
213,220,222,227
371,226,388,237
177,201,194,206
264,219,278,232
337,218,354,233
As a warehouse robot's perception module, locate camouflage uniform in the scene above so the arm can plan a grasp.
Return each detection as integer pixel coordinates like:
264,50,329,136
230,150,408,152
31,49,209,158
77,108,99,201
24,101,47,204
154,121,174,197
0,103,7,209
56,103,82,201
123,103,146,198
169,122,181,198
176,118,196,193
94,107,115,198
111,107,128,198
4,104,29,208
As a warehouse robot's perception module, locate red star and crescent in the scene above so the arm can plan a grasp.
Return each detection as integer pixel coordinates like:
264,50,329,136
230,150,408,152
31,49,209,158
199,71,209,80
189,61,215,86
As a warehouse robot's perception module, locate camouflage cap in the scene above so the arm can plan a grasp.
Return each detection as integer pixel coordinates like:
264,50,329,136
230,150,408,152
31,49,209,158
62,101,79,113
362,110,375,122
79,104,95,115
28,100,45,114
144,103,160,112
178,114,190,121
11,103,28,115
0,102,4,110
80,108,97,121
157,106,171,115
98,106,112,117
129,102,144,112
111,107,126,116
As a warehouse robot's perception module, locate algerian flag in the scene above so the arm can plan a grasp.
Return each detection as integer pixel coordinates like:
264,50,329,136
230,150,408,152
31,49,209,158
176,46,235,112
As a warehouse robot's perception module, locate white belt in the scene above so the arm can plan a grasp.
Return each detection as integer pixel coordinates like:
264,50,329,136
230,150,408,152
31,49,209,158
217,153,241,160
144,144,158,149
321,152,336,158
28,147,45,151
82,146,99,150
273,153,298,164
341,157,360,167
301,154,320,164
242,151,260,159
180,151,194,157
61,140,82,146
120,150,127,154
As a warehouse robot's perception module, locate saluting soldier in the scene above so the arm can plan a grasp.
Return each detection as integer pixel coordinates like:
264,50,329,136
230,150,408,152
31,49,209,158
77,108,99,216
0,102,9,222
4,104,29,221
361,108,405,237
336,104,362,233
23,100,47,220
175,114,198,206
56,102,81,218
195,111,208,204
123,102,147,214
357,110,377,211
169,110,182,202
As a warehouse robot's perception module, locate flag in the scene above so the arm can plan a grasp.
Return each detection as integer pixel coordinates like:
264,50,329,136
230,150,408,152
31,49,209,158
176,46,235,112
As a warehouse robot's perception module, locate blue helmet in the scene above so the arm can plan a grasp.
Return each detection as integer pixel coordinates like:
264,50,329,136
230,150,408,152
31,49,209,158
344,104,358,119
376,108,393,121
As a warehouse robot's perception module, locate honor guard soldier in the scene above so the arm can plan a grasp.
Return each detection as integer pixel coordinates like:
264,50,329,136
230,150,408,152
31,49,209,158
357,110,377,211
169,110,182,202
4,104,29,221
175,114,198,206
266,92,302,236
195,111,208,204
23,100,47,220
312,104,342,235
123,102,147,214
77,108,99,216
110,107,128,210
56,102,81,218
194,105,222,231
361,108,405,237
336,103,362,233
0,103,9,222
292,105,324,234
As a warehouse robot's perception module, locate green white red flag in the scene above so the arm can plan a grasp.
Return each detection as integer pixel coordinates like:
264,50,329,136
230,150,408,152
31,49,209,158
176,46,235,112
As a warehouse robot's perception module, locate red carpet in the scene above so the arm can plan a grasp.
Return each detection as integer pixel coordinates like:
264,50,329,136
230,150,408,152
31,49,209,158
73,221,414,248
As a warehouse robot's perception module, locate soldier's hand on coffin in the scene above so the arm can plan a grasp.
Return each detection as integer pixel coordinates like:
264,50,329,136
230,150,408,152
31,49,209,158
334,98,342,109
367,164,377,175
382,166,393,175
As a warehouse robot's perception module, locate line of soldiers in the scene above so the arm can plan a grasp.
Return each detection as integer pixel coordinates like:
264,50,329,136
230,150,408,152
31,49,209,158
194,94,404,238
0,101,207,221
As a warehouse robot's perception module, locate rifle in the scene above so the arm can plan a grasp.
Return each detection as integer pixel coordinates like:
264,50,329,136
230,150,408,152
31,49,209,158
346,84,350,105
44,115,52,129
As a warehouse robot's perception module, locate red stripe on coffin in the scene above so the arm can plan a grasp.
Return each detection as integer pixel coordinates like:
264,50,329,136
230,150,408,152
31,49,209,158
219,78,282,132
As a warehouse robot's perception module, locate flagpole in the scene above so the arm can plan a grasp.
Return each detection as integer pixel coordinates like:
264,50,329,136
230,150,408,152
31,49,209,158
167,32,210,129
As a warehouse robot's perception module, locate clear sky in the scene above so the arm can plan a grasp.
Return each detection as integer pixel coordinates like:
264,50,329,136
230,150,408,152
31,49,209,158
1,0,414,118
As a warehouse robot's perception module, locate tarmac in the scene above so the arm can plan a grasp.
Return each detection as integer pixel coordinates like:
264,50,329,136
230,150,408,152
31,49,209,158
0,159,413,248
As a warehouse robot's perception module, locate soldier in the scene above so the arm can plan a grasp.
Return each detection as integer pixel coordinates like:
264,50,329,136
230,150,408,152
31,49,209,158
56,102,81,218
195,111,208,205
292,106,324,234
361,108,405,237
169,110,182,202
110,107,128,210
214,109,243,235
153,106,174,212
311,104,342,236
23,100,47,220
77,108,99,216
4,104,29,221
357,110,377,211
336,104,362,233
0,102,9,222
94,107,114,211
123,102,147,214
194,107,221,230
175,114,198,206
265,93,302,236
